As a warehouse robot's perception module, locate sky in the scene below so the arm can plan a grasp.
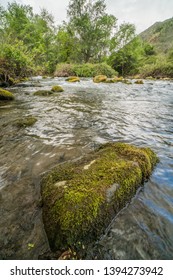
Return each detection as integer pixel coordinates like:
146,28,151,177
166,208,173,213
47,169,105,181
0,0,173,33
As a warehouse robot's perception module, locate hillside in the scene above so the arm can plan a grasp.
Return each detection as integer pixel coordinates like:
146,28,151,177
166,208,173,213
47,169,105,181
140,17,173,54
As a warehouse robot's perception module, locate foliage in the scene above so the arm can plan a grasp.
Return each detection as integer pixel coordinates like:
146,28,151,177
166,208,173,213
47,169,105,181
139,59,173,78
109,34,144,76
0,40,34,77
67,0,117,62
1,1,172,79
140,17,173,54
55,63,117,77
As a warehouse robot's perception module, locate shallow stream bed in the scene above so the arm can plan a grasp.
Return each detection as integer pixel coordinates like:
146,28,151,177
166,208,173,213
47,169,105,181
0,77,173,259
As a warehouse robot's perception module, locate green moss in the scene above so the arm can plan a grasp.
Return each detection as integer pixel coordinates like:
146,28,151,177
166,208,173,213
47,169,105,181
15,116,37,127
0,88,15,101
121,79,132,84
103,78,115,83
51,85,64,92
33,90,54,96
93,75,107,83
41,142,158,254
65,76,80,82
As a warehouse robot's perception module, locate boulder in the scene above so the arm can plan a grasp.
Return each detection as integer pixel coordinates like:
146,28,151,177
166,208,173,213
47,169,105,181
103,78,115,83
41,142,158,256
121,79,132,84
0,88,15,101
135,79,144,84
65,76,80,82
93,75,107,83
33,90,54,96
14,116,37,128
51,85,64,92
113,76,124,82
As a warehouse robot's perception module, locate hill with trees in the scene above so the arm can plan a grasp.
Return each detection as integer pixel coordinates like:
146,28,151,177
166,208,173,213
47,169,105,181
140,17,173,54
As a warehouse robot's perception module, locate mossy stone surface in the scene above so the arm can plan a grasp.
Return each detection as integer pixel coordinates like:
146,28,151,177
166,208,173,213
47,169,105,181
65,76,80,82
15,116,37,128
41,142,158,254
0,88,15,100
33,90,54,96
135,79,144,84
93,75,107,83
51,85,64,92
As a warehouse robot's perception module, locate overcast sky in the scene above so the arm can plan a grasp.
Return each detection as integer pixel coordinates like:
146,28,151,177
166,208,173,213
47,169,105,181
1,0,173,33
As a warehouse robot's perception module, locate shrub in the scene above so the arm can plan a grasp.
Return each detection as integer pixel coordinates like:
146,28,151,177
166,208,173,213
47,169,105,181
140,61,173,78
54,63,117,77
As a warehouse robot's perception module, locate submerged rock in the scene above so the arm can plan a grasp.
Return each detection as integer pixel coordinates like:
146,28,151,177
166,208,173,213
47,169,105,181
14,116,37,128
0,88,15,101
65,76,80,82
41,142,158,257
121,79,132,84
93,75,107,83
135,79,144,84
33,90,54,96
51,85,64,92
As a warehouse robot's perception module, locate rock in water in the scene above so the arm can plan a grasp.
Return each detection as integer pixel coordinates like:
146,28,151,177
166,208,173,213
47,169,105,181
51,85,64,92
65,76,80,82
41,142,158,256
33,90,54,96
93,75,107,83
0,88,15,100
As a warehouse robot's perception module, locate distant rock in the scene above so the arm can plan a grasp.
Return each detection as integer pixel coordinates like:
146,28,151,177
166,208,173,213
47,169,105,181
135,79,144,84
33,90,54,96
51,85,64,92
93,75,107,83
65,76,80,82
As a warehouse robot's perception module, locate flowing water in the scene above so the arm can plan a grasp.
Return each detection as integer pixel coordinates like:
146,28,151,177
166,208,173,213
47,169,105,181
0,77,173,259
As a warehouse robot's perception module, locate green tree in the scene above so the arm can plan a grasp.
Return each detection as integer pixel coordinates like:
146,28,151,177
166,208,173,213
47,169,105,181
109,23,144,76
67,0,117,62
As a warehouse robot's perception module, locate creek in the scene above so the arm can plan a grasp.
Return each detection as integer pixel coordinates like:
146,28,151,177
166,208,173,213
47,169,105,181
0,77,173,259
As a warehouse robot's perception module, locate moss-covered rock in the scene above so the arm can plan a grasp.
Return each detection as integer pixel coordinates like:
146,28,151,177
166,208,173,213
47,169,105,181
15,116,37,128
121,79,132,84
93,75,107,83
135,79,144,84
0,88,15,101
113,76,124,82
33,90,54,96
65,76,80,82
103,78,115,83
41,142,158,256
51,85,64,92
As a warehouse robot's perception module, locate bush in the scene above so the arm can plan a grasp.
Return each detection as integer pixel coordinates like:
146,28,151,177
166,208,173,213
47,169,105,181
140,61,173,78
54,64,75,77
54,63,117,77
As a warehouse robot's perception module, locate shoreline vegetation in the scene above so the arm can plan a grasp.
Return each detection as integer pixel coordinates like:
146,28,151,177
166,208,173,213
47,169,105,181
0,1,173,87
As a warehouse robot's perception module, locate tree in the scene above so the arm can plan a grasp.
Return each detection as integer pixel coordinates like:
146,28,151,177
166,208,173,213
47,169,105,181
109,23,144,75
67,0,117,62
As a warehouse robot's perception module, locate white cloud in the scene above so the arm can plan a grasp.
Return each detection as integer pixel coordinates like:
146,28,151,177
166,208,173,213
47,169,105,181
1,0,173,33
